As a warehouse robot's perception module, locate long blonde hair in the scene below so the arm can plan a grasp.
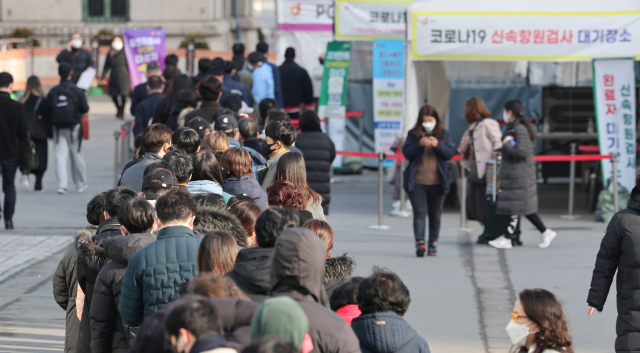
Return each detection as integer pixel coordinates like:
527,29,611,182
19,76,45,104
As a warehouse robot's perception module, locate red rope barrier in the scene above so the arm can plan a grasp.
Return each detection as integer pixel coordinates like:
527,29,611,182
579,145,640,152
335,150,612,162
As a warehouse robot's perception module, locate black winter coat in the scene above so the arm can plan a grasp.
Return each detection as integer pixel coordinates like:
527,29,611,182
226,247,274,302
296,131,336,213
90,233,157,353
402,129,455,194
102,49,131,96
56,48,94,84
279,60,314,108
130,83,148,116
588,187,640,352
352,311,431,353
23,95,52,171
0,91,27,161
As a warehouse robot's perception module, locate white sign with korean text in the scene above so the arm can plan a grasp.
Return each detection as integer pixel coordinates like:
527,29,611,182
335,0,414,40
593,58,637,192
411,12,640,61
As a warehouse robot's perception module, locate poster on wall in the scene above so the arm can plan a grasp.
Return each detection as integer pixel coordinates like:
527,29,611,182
593,58,637,192
318,41,352,167
276,0,334,32
335,0,414,40
123,29,166,88
372,39,405,154
411,11,640,61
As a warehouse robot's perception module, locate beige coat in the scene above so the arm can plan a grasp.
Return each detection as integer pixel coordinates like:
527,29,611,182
460,118,502,179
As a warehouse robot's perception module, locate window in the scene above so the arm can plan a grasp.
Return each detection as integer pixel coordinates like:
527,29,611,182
83,0,129,22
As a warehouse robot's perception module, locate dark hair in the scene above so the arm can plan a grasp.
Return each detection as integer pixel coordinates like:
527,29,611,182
194,207,247,247
265,121,296,148
198,231,239,274
191,150,225,188
259,98,279,122
330,277,365,311
238,118,259,141
223,60,236,75
165,297,221,340
165,54,179,66
146,75,163,90
175,89,198,110
198,76,222,101
186,273,249,300
105,187,139,218
412,104,443,139
117,197,156,234
297,210,313,227
284,47,295,60
357,268,411,316
266,110,290,124
19,75,45,104
208,65,225,77
232,43,245,55
241,336,299,353
248,52,264,65
229,200,263,238
518,289,574,353
172,127,201,155
221,147,253,178
464,96,492,124
143,161,173,177
254,207,299,248
256,41,269,54
299,110,322,132
504,99,536,142
0,72,13,88
86,192,107,225
193,193,227,213
198,58,212,74
141,123,173,153
267,180,304,210
163,149,193,184
275,152,322,206
212,57,224,67
221,94,243,113
303,220,333,255
155,189,197,224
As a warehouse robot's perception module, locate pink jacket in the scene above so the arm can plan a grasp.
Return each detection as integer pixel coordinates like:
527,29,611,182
460,118,502,179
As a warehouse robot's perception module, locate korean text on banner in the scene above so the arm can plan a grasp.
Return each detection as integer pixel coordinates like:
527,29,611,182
593,58,637,192
372,39,405,154
318,42,352,167
336,0,414,40
276,0,334,32
411,11,640,61
123,29,166,88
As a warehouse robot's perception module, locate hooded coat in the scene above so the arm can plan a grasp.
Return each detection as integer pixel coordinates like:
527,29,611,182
324,255,355,298
226,247,274,302
224,175,268,210
271,228,360,353
588,187,640,353
90,233,157,353
351,311,430,353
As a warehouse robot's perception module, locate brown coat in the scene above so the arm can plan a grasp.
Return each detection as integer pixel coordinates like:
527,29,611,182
460,118,502,179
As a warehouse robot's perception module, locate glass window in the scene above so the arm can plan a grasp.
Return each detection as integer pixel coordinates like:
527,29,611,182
84,0,128,22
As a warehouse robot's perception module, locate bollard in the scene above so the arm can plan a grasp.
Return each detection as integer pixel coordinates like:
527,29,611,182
369,152,390,230
612,153,619,212
392,159,411,218
358,115,364,153
92,40,99,78
561,143,582,219
113,131,121,187
186,42,195,77
460,161,468,229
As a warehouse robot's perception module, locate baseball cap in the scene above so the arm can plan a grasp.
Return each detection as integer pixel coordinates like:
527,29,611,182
214,114,238,132
59,62,72,77
142,170,176,191
188,117,211,139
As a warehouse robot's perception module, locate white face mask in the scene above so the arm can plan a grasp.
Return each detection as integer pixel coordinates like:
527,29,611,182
503,111,510,124
422,122,436,132
505,319,537,346
71,39,83,49
112,41,123,51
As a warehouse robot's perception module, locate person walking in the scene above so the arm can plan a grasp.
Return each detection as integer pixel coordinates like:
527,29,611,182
508,289,573,353
488,100,556,249
19,76,51,193
588,175,640,352
279,48,313,118
402,104,455,257
256,41,284,107
56,33,94,85
248,52,275,105
101,36,131,120
48,63,90,195
0,72,28,229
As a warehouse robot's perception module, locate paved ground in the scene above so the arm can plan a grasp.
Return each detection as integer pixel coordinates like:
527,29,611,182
0,96,618,352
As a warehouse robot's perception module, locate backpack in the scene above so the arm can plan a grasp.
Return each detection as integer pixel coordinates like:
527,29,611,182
51,85,79,127
25,97,48,141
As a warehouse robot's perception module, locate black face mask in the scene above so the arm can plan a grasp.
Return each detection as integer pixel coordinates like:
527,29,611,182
262,141,276,157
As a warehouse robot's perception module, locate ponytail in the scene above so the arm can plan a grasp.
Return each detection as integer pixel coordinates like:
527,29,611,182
504,99,535,142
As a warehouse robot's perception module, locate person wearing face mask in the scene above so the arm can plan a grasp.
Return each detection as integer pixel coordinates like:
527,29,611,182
402,104,455,257
56,32,94,85
258,120,297,191
101,36,131,119
507,289,573,353
488,100,557,250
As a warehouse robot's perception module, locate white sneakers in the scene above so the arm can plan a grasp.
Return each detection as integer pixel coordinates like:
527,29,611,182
57,188,67,195
78,185,88,193
488,235,512,249
539,229,557,249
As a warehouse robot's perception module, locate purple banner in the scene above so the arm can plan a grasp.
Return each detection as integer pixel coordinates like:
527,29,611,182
123,29,166,88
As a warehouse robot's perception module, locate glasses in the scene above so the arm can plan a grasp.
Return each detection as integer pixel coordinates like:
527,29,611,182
511,312,528,322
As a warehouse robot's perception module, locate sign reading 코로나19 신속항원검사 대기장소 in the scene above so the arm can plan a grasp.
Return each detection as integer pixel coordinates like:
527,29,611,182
593,58,637,193
411,11,640,61
123,29,166,88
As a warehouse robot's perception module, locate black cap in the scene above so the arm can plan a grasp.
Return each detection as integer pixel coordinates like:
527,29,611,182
142,170,175,191
59,62,72,78
214,114,238,132
188,117,211,138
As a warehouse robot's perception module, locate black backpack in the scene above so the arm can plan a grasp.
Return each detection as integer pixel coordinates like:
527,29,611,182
25,97,48,141
51,85,79,127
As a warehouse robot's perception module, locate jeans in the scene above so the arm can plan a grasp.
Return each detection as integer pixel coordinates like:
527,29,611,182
0,158,19,222
408,184,445,245
54,125,87,190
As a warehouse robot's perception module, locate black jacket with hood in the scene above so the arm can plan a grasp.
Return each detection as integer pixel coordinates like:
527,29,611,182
296,131,336,215
588,186,640,352
90,233,157,353
226,247,274,302
271,228,360,353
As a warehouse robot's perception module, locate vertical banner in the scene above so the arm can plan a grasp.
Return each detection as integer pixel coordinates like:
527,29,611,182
593,58,637,192
372,39,405,154
318,42,352,167
123,29,166,88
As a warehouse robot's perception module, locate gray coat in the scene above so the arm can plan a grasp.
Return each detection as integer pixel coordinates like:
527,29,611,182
496,120,538,216
118,153,163,192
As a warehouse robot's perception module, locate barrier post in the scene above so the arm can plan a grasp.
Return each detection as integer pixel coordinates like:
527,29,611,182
186,41,195,77
113,131,121,187
369,152,390,230
460,161,468,229
358,114,364,153
392,159,411,218
612,153,619,212
92,40,99,78
561,143,582,219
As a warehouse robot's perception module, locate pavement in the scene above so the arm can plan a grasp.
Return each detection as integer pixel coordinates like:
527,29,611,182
0,95,618,352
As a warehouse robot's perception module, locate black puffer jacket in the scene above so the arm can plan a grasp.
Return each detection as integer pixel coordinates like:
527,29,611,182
295,131,336,215
90,233,157,353
324,254,355,298
588,187,640,353
226,247,274,302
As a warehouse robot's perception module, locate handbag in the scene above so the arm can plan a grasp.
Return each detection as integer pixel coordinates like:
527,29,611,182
20,136,39,172
26,97,48,141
